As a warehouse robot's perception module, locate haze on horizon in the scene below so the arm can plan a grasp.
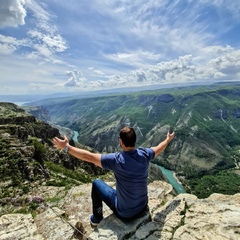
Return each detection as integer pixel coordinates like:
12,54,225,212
0,0,240,96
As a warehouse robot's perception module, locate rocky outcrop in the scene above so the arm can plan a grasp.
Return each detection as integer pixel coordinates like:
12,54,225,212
0,180,239,240
173,193,240,240
0,102,59,142
0,102,61,184
0,214,44,240
0,102,99,181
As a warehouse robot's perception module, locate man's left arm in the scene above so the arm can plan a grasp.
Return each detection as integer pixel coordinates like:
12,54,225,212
151,131,175,157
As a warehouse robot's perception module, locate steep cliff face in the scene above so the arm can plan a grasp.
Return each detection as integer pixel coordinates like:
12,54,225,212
0,103,59,183
22,105,51,122
0,102,103,204
0,180,239,240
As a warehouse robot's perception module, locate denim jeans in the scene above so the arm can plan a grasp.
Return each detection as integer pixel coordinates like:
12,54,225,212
91,179,117,220
91,179,149,221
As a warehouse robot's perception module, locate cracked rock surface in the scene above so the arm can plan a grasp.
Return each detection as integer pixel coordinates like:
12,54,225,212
0,181,240,240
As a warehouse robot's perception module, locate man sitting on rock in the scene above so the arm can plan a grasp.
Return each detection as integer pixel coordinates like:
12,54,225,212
52,126,174,226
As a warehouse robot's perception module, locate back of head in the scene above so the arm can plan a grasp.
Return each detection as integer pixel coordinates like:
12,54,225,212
119,127,136,147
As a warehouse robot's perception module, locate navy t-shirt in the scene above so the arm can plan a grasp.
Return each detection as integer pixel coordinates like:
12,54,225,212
101,147,155,218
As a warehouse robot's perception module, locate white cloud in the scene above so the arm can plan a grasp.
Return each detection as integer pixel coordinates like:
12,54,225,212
129,70,147,83
88,67,106,77
34,44,52,58
28,29,67,56
208,50,240,76
0,34,21,44
1,0,240,95
64,70,86,87
104,51,162,70
0,34,30,54
92,69,106,76
27,25,67,54
24,1,68,59
0,43,17,54
0,0,27,28
214,72,226,79
25,0,56,33
0,0,68,63
108,47,240,87
61,44,240,92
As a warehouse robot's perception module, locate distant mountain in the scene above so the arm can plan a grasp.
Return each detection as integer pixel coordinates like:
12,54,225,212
1,81,215,104
25,83,240,183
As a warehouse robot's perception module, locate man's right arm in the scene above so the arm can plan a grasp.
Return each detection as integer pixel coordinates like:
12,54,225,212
52,136,102,168
151,131,175,157
67,145,102,168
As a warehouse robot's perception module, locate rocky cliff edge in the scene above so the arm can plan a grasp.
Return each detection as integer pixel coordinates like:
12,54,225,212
0,180,239,240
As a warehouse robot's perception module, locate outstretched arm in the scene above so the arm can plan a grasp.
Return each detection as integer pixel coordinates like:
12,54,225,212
52,136,102,168
151,131,175,157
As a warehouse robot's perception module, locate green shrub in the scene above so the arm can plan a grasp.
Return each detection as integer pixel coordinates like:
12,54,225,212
187,171,240,198
30,138,47,165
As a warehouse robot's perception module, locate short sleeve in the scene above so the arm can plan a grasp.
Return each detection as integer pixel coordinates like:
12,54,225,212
138,147,155,161
101,153,118,170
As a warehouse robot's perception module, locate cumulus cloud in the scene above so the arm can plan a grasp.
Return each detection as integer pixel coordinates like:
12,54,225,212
64,46,240,91
0,0,26,28
1,0,240,95
0,0,67,63
64,70,86,87
129,70,147,83
208,50,240,76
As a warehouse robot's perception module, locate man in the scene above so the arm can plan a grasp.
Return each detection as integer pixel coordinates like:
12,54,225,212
52,126,175,226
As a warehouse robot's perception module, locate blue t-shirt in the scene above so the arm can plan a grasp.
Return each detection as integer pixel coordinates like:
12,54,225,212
101,147,155,218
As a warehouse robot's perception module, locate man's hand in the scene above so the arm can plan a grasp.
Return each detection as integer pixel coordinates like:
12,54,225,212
151,130,175,157
166,130,175,143
52,135,102,168
52,135,69,150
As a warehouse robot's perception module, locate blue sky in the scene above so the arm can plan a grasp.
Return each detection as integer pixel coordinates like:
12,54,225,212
0,0,240,95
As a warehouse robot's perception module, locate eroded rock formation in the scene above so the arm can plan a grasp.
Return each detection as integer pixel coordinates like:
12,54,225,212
0,180,239,240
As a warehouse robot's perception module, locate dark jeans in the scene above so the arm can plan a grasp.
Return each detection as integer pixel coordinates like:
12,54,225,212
91,179,117,220
91,179,149,221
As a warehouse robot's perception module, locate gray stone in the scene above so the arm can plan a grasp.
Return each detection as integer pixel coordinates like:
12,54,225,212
0,214,44,240
0,181,239,240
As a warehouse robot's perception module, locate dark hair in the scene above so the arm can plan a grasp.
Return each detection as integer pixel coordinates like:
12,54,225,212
119,127,136,147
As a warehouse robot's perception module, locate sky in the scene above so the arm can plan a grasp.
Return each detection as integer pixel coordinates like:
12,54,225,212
0,0,240,95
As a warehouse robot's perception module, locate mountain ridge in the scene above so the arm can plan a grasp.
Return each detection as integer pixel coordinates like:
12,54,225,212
0,96,240,239
22,83,240,197
27,83,240,167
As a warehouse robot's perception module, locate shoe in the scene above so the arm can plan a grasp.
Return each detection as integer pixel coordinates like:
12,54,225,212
90,214,103,227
